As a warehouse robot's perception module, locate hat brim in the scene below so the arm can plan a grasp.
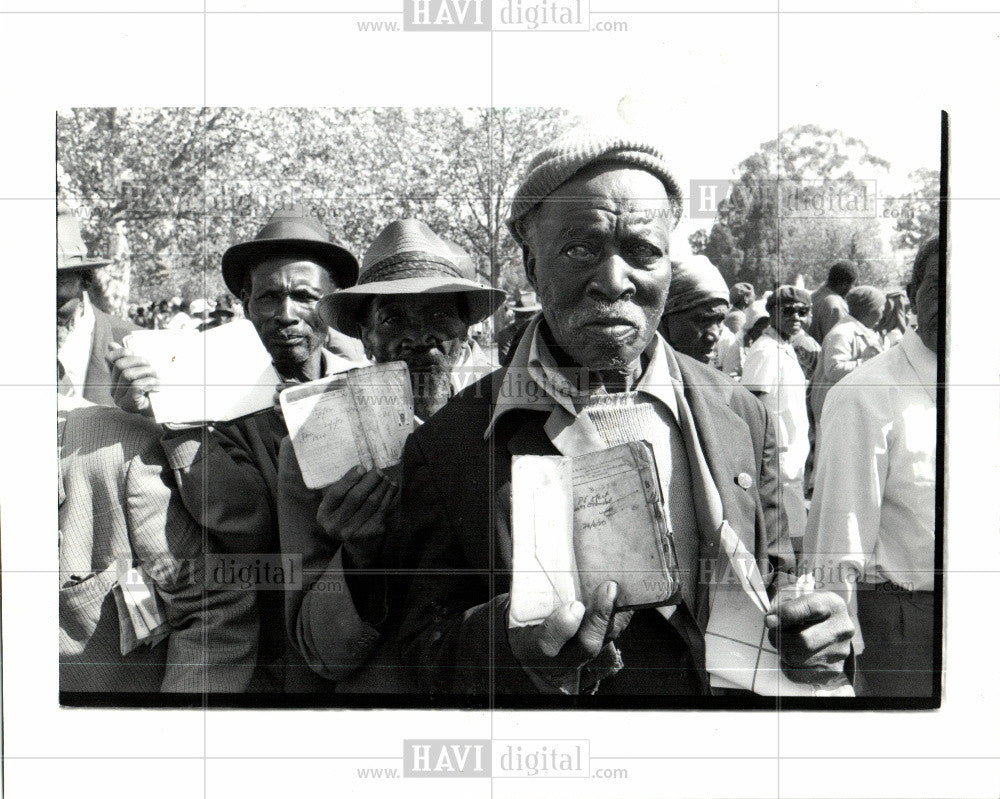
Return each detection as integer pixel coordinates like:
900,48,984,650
506,301,542,313
221,238,360,296
318,276,506,337
58,257,112,272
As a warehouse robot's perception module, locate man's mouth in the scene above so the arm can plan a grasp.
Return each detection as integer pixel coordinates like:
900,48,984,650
272,334,307,347
583,318,639,337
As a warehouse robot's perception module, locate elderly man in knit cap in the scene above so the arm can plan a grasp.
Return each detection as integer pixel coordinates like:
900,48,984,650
396,130,853,698
741,286,813,547
809,285,885,428
658,255,731,365
105,204,363,692
276,220,504,691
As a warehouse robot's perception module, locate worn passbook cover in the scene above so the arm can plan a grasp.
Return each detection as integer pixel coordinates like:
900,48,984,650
280,361,414,489
509,441,682,627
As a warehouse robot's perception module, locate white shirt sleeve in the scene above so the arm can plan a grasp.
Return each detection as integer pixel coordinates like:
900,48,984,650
740,341,776,395
802,379,889,610
822,328,863,385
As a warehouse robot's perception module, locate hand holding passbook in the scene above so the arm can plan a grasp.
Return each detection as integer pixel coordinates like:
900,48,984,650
507,442,683,688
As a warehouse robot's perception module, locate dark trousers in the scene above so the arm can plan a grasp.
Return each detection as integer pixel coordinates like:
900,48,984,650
856,586,935,697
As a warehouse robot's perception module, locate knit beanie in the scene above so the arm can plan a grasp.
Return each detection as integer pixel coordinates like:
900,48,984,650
507,128,683,245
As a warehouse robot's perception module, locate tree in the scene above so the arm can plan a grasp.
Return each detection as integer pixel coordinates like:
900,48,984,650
707,125,893,291
688,229,709,256
57,107,578,325
886,167,940,251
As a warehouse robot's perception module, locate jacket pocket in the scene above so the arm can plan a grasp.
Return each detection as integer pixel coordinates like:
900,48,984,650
59,562,119,657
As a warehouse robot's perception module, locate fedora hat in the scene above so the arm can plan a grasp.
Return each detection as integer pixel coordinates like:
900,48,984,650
221,203,360,296
57,204,111,272
318,219,506,338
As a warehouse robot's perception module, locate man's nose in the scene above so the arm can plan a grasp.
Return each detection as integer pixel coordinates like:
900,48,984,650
403,325,438,348
274,295,298,323
587,254,635,302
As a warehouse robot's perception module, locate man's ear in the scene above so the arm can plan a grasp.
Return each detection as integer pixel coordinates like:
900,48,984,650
522,244,537,288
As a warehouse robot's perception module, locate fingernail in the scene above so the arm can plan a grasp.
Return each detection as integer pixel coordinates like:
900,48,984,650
568,601,586,623
605,582,618,601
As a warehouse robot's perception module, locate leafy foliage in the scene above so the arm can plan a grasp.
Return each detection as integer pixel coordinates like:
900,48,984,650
57,107,577,317
692,125,932,292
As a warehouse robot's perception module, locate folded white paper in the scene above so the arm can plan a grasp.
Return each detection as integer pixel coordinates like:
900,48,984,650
123,320,280,424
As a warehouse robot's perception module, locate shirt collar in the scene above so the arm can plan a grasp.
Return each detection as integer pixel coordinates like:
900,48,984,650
319,348,366,377
899,328,937,388
485,316,681,438
762,325,795,350
451,338,496,394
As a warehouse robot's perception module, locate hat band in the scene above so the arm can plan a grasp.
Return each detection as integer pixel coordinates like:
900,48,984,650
360,254,465,285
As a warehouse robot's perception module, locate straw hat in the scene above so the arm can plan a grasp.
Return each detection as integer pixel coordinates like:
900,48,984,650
318,219,506,338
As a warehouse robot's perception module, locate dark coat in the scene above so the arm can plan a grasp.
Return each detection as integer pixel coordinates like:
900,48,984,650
395,350,792,697
82,307,137,406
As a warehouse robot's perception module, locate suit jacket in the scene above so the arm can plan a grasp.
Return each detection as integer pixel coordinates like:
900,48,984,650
158,349,359,692
396,351,792,697
82,307,137,406
59,402,257,693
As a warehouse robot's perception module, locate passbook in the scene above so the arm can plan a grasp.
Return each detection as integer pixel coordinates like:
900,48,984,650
123,319,280,425
280,361,414,489
509,441,682,627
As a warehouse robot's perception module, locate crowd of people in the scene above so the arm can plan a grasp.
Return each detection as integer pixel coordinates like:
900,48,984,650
126,294,242,332
56,128,940,700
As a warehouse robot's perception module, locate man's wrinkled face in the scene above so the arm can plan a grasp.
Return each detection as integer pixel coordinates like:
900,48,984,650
915,253,939,353
523,166,673,371
772,301,810,340
243,257,335,369
360,293,469,370
361,293,470,420
665,300,729,364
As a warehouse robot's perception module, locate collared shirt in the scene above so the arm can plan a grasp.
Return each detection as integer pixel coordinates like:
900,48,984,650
450,338,497,395
57,291,97,397
740,326,809,483
802,329,936,604
487,316,680,437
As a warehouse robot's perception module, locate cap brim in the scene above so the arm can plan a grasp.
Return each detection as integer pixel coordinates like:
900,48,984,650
221,238,360,295
318,276,506,337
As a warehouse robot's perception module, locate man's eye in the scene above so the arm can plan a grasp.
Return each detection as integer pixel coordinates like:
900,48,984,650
381,315,405,326
564,244,596,261
628,243,660,260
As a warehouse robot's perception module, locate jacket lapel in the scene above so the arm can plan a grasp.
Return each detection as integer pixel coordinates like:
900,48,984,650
677,360,758,554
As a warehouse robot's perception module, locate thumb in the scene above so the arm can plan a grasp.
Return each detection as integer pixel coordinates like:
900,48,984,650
576,581,620,657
